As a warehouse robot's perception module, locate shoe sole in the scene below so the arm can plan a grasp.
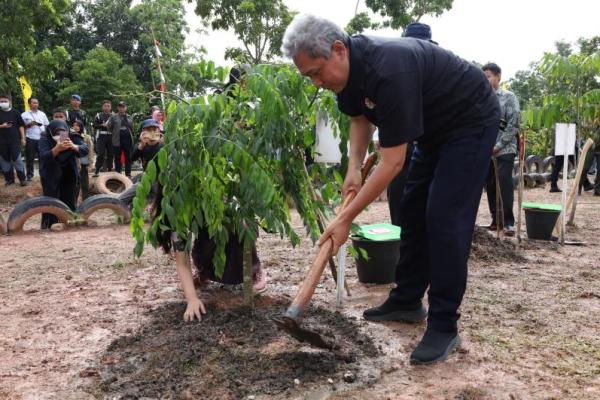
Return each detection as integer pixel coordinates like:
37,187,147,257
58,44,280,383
409,334,462,366
363,308,427,323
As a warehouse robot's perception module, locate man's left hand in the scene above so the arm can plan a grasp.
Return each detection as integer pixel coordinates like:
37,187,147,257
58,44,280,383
318,214,352,256
21,137,26,146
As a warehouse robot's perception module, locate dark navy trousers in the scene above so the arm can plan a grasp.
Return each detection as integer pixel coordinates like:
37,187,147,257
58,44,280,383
389,125,497,333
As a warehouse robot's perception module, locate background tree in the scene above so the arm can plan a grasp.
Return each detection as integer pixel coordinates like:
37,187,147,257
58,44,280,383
194,0,294,64
0,0,70,103
58,47,145,114
346,0,453,33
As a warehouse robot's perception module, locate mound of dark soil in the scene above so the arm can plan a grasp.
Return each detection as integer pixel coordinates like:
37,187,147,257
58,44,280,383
92,296,377,399
470,227,525,263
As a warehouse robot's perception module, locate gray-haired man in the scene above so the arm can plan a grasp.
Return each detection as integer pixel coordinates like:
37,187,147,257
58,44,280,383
282,15,500,364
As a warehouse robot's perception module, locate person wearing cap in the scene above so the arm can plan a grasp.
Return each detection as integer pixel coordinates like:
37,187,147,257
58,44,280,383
106,101,134,177
93,100,114,176
385,22,435,226
38,119,88,229
67,94,88,132
283,15,500,364
132,119,164,171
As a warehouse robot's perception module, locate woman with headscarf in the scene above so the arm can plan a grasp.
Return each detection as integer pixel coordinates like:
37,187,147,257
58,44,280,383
38,119,88,229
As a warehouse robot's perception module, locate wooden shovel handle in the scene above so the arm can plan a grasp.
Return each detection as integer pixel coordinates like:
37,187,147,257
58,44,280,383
283,190,356,320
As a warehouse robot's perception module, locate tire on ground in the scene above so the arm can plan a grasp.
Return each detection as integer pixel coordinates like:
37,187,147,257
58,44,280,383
94,172,133,195
542,156,555,172
523,173,536,188
525,155,542,173
7,196,72,234
131,173,143,184
76,194,131,223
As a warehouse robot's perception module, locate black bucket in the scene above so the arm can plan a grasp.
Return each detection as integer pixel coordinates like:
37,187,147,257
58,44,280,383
350,237,400,284
524,208,560,240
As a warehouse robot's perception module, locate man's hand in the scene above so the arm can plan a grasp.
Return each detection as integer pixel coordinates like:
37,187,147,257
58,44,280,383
492,146,501,156
20,137,26,146
342,168,362,199
0,122,12,129
183,297,207,322
318,214,353,256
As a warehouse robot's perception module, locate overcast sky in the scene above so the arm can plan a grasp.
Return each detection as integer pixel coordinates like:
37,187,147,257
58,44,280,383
184,0,600,81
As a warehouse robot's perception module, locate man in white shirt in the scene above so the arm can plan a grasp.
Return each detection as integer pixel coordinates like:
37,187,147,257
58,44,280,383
21,98,49,181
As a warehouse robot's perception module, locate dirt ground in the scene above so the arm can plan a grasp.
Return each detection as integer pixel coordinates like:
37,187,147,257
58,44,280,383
1,178,599,400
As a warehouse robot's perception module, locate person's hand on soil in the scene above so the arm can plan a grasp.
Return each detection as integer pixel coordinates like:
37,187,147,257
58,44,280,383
342,168,362,199
183,297,206,322
318,214,352,256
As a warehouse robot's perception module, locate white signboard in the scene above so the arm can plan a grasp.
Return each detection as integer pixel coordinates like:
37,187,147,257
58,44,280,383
554,123,576,156
314,112,342,164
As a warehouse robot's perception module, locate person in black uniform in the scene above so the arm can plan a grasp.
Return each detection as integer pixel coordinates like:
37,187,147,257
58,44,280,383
67,94,87,132
93,100,114,176
107,101,134,177
283,15,500,364
38,120,88,229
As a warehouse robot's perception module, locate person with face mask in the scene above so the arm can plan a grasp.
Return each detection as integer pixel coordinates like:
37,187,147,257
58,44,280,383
0,94,27,186
38,119,88,229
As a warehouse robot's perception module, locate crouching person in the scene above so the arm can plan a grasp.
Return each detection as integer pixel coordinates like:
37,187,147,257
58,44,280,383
38,120,88,229
153,189,267,322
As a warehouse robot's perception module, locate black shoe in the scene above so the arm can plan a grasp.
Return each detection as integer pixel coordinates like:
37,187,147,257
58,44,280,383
594,191,600,197
410,328,461,365
20,181,29,187
5,181,15,187
26,176,32,182
92,172,99,177
549,186,561,193
583,180,594,192
363,298,427,322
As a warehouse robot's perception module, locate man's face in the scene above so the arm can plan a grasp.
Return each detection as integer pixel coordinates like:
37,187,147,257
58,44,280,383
118,105,127,114
103,103,111,113
53,112,67,121
71,98,81,109
294,41,350,93
484,70,501,91
30,99,39,111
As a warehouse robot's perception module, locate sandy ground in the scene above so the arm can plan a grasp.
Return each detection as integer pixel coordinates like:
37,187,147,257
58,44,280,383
1,179,599,400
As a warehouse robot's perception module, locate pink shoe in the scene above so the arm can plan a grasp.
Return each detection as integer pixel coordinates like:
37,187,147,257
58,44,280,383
252,265,267,295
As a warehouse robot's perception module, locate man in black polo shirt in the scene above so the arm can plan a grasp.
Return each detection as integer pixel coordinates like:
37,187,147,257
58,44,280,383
283,15,500,364
67,94,87,131
0,94,27,186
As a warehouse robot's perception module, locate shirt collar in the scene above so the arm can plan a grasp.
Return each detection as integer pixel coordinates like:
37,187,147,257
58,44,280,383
338,36,367,96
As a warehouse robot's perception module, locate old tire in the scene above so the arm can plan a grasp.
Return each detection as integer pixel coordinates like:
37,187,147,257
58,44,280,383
542,156,555,172
94,172,133,195
530,172,545,185
523,174,536,188
8,196,72,234
76,194,131,223
131,173,143,184
525,155,542,173
0,214,6,235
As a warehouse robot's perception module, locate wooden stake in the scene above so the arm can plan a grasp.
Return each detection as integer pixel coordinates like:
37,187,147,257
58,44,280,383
516,130,525,246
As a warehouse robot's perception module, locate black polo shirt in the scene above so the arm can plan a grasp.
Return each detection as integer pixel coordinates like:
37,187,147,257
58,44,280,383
0,109,25,146
337,35,500,149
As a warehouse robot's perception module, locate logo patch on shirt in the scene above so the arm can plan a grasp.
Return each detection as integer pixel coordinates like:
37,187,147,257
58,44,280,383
364,97,376,110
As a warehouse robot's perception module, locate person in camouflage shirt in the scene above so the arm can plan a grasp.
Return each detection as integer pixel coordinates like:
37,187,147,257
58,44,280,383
482,63,520,235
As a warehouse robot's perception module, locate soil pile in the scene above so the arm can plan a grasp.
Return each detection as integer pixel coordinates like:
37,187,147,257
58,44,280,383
91,296,378,399
470,226,525,263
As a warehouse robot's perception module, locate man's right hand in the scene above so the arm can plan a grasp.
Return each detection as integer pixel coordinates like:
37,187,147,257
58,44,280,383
342,167,362,199
183,297,207,322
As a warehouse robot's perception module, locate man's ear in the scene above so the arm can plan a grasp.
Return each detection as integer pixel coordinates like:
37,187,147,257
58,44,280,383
331,40,347,56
